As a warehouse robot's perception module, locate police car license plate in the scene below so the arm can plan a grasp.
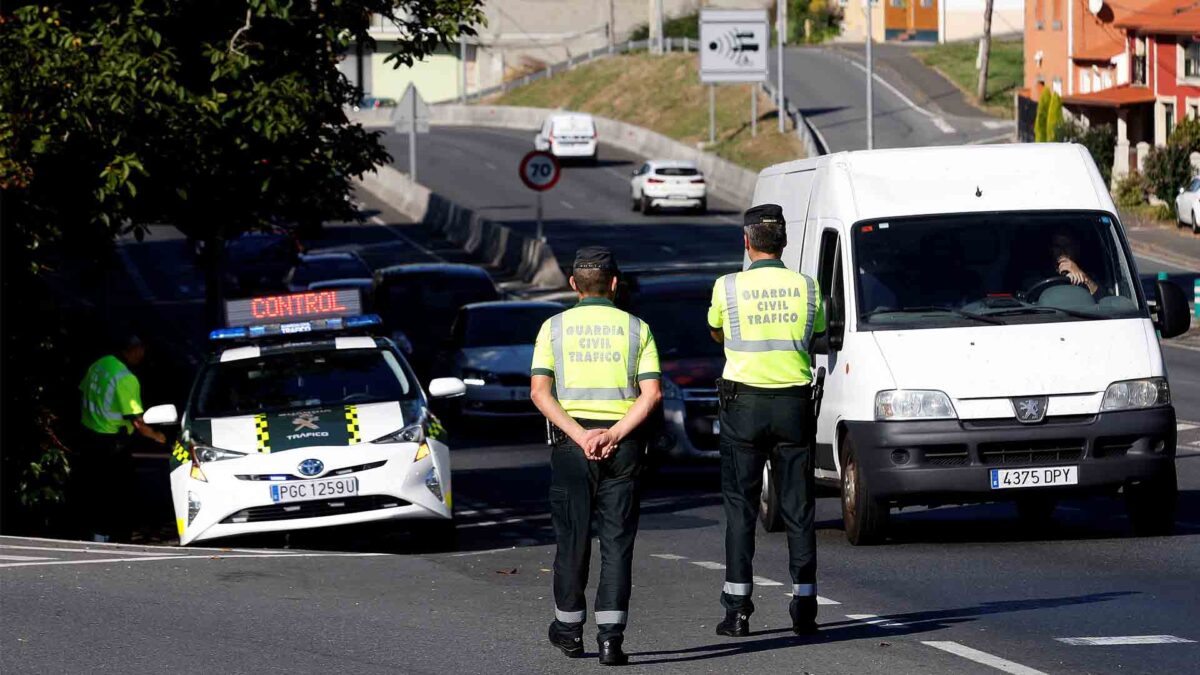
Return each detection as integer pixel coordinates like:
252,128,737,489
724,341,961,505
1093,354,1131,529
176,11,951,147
989,466,1077,490
270,476,358,503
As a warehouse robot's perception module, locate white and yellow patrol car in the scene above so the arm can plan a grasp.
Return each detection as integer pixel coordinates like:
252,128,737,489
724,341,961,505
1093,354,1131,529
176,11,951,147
142,290,465,545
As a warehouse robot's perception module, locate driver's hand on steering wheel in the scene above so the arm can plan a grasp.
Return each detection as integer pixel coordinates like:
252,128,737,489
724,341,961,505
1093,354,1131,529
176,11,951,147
1056,256,1097,294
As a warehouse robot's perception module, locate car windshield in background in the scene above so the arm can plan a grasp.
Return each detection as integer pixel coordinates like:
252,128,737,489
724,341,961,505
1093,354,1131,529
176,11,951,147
292,258,369,286
381,274,499,331
464,306,560,347
193,349,417,418
630,291,723,359
655,167,699,176
853,211,1143,329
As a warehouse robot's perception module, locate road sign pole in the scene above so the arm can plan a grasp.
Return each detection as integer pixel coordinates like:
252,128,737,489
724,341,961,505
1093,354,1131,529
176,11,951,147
409,87,418,182
536,191,544,242
865,0,875,150
709,84,716,144
777,0,785,133
751,85,757,137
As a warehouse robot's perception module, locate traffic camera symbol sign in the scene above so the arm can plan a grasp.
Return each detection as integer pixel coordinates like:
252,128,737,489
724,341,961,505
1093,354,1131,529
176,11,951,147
519,151,561,192
699,9,769,83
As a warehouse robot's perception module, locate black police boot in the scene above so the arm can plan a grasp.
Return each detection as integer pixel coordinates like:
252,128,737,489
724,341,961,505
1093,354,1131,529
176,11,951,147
548,621,584,658
598,637,628,666
790,596,818,635
715,611,750,637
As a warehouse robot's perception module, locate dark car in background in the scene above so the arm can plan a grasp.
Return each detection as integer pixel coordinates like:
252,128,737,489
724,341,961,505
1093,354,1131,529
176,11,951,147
625,265,739,461
446,301,565,418
374,263,502,380
222,229,303,296
285,251,372,292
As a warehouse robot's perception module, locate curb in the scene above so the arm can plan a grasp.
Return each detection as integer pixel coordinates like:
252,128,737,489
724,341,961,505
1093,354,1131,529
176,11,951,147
1129,238,1200,271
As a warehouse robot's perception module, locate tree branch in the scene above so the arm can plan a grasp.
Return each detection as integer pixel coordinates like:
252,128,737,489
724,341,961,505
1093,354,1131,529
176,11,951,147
229,9,252,55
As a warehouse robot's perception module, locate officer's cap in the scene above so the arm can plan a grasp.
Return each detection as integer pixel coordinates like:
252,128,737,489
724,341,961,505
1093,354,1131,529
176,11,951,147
744,203,785,228
573,246,619,273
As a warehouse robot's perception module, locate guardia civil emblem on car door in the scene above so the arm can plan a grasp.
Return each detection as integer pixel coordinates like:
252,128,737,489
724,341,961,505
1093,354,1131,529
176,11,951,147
1012,396,1048,424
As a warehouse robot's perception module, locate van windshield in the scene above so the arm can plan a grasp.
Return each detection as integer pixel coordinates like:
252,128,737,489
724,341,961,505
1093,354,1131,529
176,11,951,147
852,211,1144,329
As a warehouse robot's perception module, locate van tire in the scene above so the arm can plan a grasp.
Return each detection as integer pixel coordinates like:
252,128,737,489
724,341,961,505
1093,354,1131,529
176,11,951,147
1125,466,1177,537
840,438,888,545
759,457,785,532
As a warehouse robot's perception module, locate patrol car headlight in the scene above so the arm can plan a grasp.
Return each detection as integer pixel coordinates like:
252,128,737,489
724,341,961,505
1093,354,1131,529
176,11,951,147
187,491,201,525
661,377,683,400
193,444,246,463
875,390,956,421
424,467,443,501
371,422,425,445
1101,378,1170,411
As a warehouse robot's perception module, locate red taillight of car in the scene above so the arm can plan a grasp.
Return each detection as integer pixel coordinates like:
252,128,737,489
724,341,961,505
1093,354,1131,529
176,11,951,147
691,177,705,184
646,177,665,183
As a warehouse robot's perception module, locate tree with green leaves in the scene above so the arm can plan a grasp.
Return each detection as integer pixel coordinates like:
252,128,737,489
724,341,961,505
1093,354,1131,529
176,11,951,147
1044,92,1063,142
1033,87,1051,143
0,0,484,530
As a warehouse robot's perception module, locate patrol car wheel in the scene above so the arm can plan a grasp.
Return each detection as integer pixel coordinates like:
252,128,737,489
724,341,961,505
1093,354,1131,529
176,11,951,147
1125,465,1177,537
840,438,888,545
759,458,785,532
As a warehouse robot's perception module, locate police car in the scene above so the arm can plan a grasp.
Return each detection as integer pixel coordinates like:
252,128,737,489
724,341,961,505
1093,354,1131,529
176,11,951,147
141,289,465,545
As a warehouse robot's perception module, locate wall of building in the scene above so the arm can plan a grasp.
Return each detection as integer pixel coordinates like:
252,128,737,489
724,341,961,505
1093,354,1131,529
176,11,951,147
941,0,1024,42
839,0,886,42
1024,1,1069,97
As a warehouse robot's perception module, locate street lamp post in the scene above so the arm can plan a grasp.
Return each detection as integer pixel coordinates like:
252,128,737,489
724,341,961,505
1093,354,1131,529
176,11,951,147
865,0,874,149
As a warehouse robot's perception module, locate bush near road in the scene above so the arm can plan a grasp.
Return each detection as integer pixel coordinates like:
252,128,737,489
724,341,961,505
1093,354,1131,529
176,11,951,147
492,53,807,171
913,38,1023,118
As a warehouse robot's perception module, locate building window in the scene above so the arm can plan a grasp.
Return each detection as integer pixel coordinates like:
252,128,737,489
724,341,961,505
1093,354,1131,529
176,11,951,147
1133,37,1147,85
1185,39,1200,79
1035,0,1044,26
1165,102,1175,139
891,0,903,7
921,0,933,6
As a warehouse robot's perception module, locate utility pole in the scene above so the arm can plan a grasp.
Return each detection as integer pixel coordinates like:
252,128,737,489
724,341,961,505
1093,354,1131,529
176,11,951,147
865,0,875,149
777,0,786,133
459,34,467,103
608,0,616,46
656,0,665,54
977,0,995,104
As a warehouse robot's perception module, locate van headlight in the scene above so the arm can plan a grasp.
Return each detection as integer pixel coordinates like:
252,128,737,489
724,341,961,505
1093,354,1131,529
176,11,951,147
1101,378,1170,411
875,390,956,421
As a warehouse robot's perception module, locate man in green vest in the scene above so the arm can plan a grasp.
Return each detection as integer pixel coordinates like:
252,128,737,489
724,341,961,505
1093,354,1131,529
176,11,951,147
78,334,166,541
531,247,662,666
707,204,825,638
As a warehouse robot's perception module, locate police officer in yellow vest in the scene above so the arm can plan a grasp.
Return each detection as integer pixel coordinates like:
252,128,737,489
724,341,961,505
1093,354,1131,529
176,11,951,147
531,247,662,666
707,204,825,637
78,334,166,541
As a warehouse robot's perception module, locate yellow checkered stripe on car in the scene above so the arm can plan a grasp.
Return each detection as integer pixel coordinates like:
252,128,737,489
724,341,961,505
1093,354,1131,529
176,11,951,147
345,405,361,444
255,414,270,453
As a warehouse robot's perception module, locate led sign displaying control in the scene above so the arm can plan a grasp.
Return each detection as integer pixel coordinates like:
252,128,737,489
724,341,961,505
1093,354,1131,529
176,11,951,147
225,290,362,328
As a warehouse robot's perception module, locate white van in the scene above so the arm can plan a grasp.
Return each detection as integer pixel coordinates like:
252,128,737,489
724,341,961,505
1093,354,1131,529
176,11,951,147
750,143,1192,545
534,113,598,163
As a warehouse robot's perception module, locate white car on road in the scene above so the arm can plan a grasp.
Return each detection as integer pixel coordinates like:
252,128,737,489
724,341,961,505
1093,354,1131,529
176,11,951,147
1175,176,1200,234
534,113,598,163
150,290,464,546
631,160,707,214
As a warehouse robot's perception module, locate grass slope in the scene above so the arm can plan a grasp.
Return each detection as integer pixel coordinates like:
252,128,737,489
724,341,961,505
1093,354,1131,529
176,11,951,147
913,38,1023,118
492,53,806,171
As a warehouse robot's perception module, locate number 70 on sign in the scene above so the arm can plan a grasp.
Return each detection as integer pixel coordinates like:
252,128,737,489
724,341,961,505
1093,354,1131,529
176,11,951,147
519,151,561,192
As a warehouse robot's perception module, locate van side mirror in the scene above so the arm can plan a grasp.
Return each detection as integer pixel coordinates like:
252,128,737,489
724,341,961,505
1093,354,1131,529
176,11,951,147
1155,280,1191,339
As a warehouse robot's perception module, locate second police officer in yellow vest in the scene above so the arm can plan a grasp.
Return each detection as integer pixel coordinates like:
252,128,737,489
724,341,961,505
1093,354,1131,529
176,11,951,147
707,204,826,638
530,247,662,667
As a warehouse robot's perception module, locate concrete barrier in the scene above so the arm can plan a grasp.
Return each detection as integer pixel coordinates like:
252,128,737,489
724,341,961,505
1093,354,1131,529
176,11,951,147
429,104,761,208
354,162,565,289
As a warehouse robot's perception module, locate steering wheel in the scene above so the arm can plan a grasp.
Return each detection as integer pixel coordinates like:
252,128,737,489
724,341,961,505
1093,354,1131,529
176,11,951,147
1023,275,1071,302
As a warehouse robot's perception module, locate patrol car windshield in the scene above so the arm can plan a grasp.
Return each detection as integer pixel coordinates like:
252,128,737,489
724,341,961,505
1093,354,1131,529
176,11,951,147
852,211,1144,329
192,348,418,418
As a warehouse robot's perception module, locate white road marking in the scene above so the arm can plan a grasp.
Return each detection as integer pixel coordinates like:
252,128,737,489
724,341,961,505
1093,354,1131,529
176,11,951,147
0,544,185,557
786,594,842,604
1056,635,1196,646
457,517,530,530
752,576,784,587
0,552,385,569
930,116,956,134
650,553,688,560
982,120,1011,130
1177,423,1198,432
691,561,726,570
458,509,481,516
847,613,906,628
836,54,956,134
0,555,53,562
368,215,445,263
449,546,518,558
0,535,295,556
560,200,575,210
922,641,1049,675
484,161,498,170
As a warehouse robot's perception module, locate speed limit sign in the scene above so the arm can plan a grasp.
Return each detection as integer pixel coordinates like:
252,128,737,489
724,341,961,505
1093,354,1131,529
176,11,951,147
519,151,561,192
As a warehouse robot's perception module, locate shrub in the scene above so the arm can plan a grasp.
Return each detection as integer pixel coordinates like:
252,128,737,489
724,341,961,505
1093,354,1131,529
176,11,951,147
1144,143,1193,203
1113,171,1149,207
630,12,699,41
1056,118,1115,186
1044,93,1063,142
1034,87,1052,142
1169,117,1200,154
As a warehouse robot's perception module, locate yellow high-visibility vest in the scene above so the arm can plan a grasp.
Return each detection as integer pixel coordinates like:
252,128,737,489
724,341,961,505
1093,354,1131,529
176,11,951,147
707,259,825,388
79,355,143,435
531,298,660,420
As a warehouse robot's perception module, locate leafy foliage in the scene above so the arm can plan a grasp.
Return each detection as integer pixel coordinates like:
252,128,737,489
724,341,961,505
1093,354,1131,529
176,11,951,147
1055,118,1115,186
1113,171,1149,208
1044,93,1063,142
630,12,699,41
1144,141,1194,203
1033,87,1051,143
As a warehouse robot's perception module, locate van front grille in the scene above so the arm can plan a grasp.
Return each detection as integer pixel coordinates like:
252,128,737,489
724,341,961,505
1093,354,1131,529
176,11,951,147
979,440,1084,466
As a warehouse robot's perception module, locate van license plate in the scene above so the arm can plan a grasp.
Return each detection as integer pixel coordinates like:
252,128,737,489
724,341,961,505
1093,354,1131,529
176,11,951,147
990,466,1077,490
270,477,358,503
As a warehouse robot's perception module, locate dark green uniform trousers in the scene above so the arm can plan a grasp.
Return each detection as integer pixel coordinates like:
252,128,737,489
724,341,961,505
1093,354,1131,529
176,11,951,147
549,421,644,643
718,382,816,614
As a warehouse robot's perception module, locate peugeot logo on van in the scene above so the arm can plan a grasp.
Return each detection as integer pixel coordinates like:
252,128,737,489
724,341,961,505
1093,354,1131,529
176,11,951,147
1013,397,1048,424
298,458,324,477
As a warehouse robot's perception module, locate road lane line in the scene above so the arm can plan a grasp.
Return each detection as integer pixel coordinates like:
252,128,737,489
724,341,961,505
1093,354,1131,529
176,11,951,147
368,215,445,262
1177,423,1198,432
0,552,385,569
457,517,530,530
0,536,298,555
921,641,1049,675
560,200,575,210
752,576,784,587
0,555,54,562
834,54,956,134
786,594,842,604
650,554,688,560
846,613,905,628
0,545,187,557
450,546,517,557
1056,635,1196,646
484,161,497,170
691,561,726,570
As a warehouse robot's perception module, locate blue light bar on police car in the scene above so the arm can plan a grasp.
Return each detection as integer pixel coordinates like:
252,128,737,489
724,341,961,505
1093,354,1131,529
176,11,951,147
208,314,381,341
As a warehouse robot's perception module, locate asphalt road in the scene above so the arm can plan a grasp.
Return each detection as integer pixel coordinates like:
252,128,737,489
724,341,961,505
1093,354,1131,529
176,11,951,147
773,47,1015,152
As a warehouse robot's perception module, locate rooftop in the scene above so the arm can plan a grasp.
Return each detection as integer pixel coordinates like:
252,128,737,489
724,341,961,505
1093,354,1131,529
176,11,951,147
1114,0,1200,33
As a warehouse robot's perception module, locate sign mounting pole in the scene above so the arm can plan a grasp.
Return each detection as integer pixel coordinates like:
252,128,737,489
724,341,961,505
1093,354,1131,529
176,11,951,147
394,83,430,183
777,0,786,133
409,87,418,182
518,150,561,244
865,0,875,150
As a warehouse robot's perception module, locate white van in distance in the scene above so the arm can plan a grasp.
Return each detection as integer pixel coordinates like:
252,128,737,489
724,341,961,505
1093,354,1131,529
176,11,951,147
534,113,598,163
750,143,1192,545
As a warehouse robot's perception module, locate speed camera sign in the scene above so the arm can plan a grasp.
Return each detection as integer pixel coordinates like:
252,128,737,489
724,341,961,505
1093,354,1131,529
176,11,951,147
519,151,561,191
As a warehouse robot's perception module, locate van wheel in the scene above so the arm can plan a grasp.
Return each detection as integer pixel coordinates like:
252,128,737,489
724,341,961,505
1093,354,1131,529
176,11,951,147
1125,466,1177,536
840,438,888,545
1015,497,1057,528
759,457,785,532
